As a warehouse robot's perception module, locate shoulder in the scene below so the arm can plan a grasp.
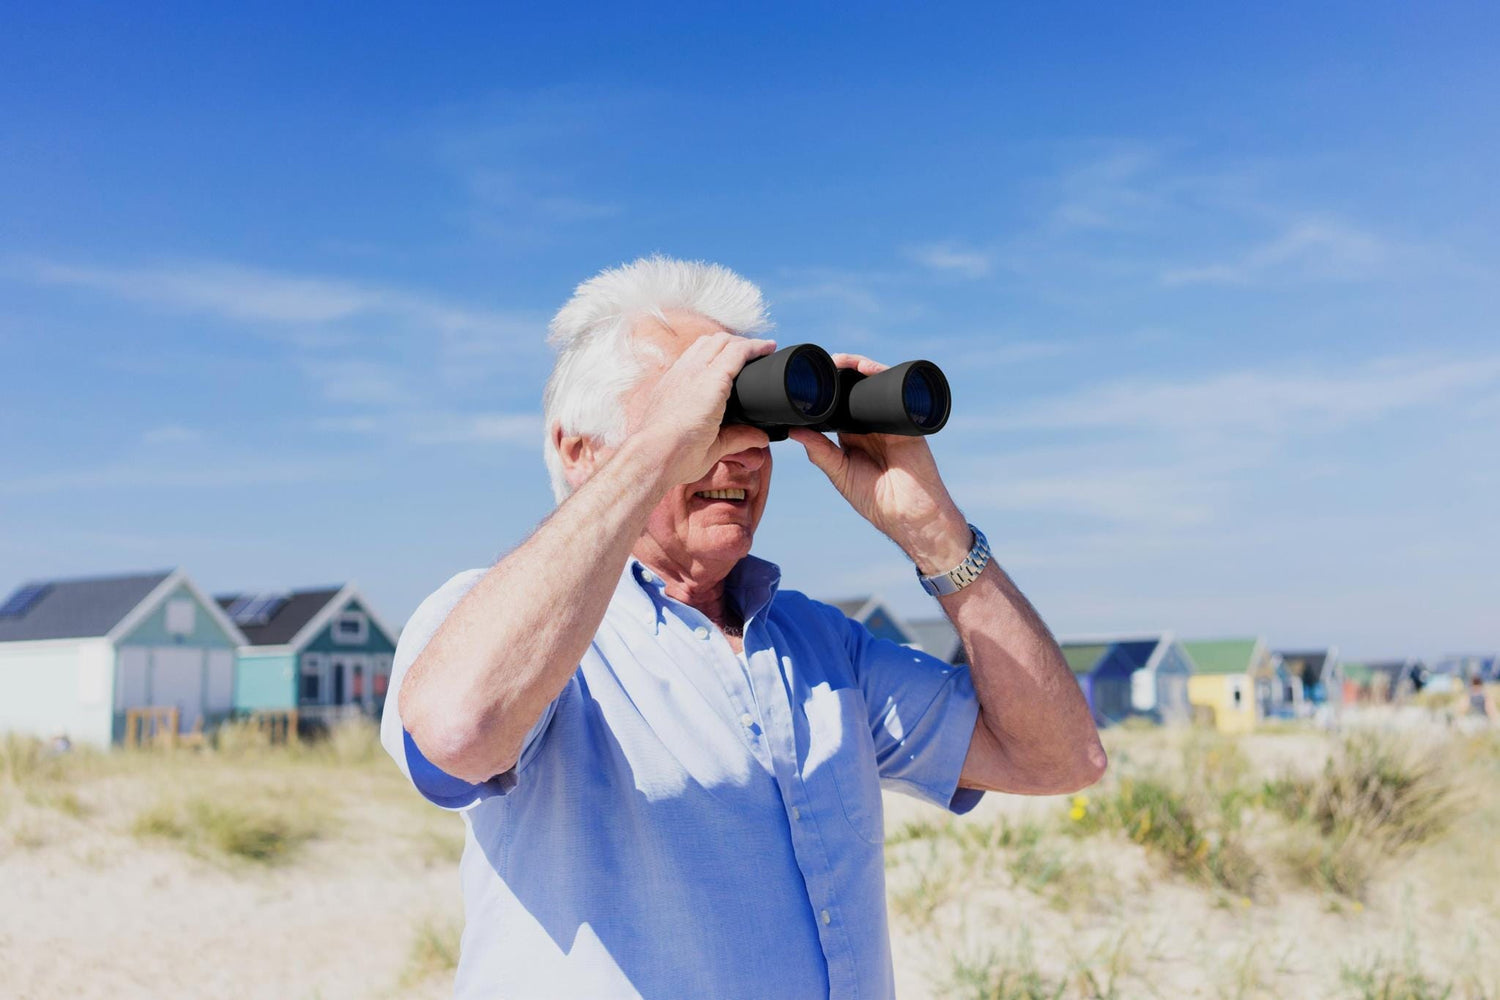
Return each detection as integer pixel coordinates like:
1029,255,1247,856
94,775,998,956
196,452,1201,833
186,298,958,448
769,588,858,643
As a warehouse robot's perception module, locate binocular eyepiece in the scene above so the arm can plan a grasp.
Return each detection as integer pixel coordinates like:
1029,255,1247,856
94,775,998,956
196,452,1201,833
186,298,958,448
722,344,951,441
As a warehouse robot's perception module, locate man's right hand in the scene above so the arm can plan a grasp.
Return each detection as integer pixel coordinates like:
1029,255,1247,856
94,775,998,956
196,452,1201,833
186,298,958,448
628,331,777,487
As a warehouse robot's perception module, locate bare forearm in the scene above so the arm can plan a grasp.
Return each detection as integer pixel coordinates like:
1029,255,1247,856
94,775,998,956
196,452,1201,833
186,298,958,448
400,434,676,781
942,560,1105,793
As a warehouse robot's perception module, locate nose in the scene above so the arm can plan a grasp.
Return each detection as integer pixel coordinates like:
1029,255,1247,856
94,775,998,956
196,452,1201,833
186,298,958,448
719,446,769,473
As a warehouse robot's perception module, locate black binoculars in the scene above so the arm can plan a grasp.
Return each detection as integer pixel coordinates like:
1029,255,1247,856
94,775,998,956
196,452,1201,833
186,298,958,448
722,344,951,441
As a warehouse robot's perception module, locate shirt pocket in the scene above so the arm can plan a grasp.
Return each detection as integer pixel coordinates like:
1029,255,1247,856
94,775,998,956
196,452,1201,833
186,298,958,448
806,685,885,844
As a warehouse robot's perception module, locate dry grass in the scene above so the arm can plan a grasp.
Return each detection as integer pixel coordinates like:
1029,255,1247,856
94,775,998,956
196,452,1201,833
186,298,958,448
1067,733,1265,896
1264,732,1458,899
887,724,1500,998
946,932,1066,1000
400,914,462,988
131,792,326,864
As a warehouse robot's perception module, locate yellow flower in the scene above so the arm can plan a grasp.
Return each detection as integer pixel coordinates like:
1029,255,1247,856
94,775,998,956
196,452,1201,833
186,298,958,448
1069,805,1086,821
1072,794,1089,808
1239,896,1252,908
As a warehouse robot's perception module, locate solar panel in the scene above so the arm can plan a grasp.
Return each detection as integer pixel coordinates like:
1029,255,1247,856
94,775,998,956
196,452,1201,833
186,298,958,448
0,583,51,619
229,593,288,627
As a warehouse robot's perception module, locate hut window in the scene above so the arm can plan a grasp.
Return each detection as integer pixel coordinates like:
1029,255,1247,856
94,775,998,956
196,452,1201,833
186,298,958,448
165,598,196,636
333,611,368,645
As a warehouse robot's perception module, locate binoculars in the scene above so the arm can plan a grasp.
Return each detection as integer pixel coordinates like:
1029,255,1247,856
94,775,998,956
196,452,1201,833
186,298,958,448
722,344,951,441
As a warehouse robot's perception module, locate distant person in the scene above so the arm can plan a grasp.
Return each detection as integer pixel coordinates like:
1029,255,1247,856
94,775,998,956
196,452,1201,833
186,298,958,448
1463,674,1497,730
381,256,1106,999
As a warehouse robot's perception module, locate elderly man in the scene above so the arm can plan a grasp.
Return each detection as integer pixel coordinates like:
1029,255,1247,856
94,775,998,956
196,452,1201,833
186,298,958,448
382,256,1105,999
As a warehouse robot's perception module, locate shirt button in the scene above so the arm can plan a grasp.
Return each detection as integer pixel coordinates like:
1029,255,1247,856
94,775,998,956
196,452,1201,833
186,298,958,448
641,569,656,583
693,626,710,640
740,712,754,727
791,806,801,821
821,909,831,926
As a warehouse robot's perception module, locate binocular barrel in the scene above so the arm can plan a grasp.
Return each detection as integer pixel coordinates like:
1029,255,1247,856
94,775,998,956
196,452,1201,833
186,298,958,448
722,343,951,440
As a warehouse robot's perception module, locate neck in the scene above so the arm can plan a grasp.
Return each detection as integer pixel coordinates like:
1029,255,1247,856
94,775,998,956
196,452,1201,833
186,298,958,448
634,550,743,634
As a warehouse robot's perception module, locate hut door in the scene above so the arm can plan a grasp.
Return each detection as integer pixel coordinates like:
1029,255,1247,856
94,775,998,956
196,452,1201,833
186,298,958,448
116,647,149,711
151,648,204,733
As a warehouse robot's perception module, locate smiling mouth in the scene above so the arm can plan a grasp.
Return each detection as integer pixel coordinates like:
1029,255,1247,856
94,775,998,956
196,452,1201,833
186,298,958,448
693,488,747,502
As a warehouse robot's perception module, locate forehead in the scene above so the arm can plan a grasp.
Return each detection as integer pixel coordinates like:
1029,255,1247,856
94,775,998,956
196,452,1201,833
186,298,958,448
631,309,728,364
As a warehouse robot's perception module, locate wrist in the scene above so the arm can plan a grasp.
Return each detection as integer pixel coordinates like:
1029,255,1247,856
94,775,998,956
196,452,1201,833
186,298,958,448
899,506,972,576
610,432,684,500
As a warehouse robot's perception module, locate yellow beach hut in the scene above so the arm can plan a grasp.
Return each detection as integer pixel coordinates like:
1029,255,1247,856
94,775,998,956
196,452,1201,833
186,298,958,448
1183,637,1275,734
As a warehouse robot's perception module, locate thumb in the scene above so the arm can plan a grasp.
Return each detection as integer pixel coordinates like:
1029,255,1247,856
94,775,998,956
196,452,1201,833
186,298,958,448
788,427,846,481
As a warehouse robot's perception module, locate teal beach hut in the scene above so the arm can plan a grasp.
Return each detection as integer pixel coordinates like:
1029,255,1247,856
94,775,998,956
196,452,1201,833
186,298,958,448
217,584,397,728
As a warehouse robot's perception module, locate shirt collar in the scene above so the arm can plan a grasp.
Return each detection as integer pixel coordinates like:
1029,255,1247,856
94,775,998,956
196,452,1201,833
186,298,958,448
621,554,782,633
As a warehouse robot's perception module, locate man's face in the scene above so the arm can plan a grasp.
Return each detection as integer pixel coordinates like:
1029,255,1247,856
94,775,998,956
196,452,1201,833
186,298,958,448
623,310,773,578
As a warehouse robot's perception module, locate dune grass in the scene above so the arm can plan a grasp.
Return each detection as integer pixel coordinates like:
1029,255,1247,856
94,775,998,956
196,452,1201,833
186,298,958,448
1262,732,1458,900
131,790,327,864
400,914,462,988
1066,733,1264,896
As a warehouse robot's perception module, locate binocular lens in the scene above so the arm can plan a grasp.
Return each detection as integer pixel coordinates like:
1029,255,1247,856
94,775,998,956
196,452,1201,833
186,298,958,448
786,352,835,417
903,367,944,430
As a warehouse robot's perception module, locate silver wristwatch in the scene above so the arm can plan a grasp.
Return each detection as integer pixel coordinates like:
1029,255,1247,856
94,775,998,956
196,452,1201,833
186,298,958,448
916,524,991,597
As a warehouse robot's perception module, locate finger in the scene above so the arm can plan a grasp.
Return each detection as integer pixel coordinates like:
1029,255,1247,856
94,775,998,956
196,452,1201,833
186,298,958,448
787,427,847,481
829,352,888,375
715,335,778,374
695,330,739,362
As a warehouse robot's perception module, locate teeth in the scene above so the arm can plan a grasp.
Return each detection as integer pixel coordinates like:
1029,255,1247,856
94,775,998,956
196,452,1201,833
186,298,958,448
695,489,747,500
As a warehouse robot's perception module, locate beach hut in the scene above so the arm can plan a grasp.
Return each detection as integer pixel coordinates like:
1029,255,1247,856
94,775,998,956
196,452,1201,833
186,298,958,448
0,569,245,747
1183,638,1276,734
1359,659,1425,703
1341,661,1376,704
1276,648,1342,710
828,595,921,647
1060,633,1194,727
216,584,397,727
1427,654,1498,691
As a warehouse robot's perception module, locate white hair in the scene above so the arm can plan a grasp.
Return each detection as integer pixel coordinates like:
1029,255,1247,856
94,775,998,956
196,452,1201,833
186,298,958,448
542,255,773,503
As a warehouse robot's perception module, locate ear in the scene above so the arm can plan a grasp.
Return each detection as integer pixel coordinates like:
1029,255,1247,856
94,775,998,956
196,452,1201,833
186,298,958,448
552,425,603,492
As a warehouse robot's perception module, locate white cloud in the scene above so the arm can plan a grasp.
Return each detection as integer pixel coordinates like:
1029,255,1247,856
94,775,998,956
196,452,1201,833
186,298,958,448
314,410,541,446
0,457,352,495
405,412,542,446
1162,220,1395,286
965,467,1217,527
141,425,205,446
9,257,528,336
299,359,416,408
905,242,992,278
1045,146,1166,233
466,168,621,223
999,355,1500,435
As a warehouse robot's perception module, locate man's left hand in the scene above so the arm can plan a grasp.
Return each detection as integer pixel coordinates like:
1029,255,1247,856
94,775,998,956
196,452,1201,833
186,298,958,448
787,353,972,575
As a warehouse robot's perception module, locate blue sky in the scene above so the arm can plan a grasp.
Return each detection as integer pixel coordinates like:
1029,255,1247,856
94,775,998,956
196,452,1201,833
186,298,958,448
2,3,1496,658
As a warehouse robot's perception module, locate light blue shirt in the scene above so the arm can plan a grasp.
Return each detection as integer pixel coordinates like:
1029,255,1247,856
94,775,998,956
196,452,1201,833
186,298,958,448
382,554,982,999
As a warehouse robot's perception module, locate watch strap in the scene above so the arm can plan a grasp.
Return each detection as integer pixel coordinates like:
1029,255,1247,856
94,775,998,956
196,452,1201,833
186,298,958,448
917,524,991,597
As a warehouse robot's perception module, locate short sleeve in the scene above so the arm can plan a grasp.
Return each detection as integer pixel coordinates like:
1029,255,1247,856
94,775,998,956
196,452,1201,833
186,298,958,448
837,609,983,815
380,569,558,811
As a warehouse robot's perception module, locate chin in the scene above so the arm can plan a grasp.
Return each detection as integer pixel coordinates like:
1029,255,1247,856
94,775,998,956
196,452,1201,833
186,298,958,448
695,524,755,561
